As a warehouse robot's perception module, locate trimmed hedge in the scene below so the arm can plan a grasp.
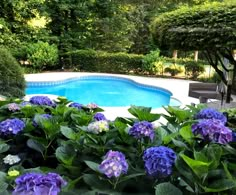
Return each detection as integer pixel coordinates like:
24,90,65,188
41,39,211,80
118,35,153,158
66,50,143,74
0,47,25,98
152,2,236,50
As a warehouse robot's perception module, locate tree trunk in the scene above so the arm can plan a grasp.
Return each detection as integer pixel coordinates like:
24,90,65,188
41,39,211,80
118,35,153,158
226,51,236,103
194,51,198,61
173,50,178,60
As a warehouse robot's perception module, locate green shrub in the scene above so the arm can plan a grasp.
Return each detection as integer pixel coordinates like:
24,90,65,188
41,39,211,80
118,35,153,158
184,61,205,79
164,64,183,76
0,47,25,97
67,50,143,74
26,41,59,70
142,50,162,74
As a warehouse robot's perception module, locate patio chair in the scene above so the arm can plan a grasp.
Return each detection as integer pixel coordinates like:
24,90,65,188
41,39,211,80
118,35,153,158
188,83,222,103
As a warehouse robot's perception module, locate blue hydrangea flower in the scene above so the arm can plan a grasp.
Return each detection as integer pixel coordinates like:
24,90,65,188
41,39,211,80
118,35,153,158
93,113,106,121
195,108,227,124
99,150,128,178
8,103,20,112
29,96,56,107
13,172,67,195
0,118,25,135
87,120,109,134
192,119,232,144
232,132,236,142
69,102,83,109
143,146,176,178
33,114,52,127
129,121,155,141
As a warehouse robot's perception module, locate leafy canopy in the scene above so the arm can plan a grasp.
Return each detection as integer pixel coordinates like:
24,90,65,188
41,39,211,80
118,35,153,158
152,2,236,51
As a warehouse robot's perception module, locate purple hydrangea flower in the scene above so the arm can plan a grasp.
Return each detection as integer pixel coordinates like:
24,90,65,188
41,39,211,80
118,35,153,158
13,172,67,195
33,114,52,127
143,146,176,178
0,118,25,135
8,103,20,112
29,96,56,107
129,121,155,141
69,102,83,109
93,113,106,121
192,119,232,144
99,150,128,178
195,108,227,124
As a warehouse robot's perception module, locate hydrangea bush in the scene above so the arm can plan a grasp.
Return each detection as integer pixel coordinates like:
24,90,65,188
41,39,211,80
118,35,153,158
0,97,235,194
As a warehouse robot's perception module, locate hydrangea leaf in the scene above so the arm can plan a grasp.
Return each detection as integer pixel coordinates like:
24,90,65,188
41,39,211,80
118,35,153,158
155,182,183,195
56,145,76,166
200,179,236,192
180,154,211,179
27,139,46,155
0,181,8,193
179,125,194,145
60,126,78,140
0,172,8,193
128,105,160,122
83,174,109,190
84,161,99,172
0,143,10,153
171,138,189,150
71,113,93,126
118,173,145,183
164,106,191,122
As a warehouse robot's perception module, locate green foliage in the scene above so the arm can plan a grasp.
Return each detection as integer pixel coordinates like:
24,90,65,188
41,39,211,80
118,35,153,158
164,64,183,76
155,182,183,195
184,61,205,79
68,50,143,74
26,41,58,70
0,47,25,98
221,108,236,129
152,2,236,50
0,96,236,194
142,50,163,74
152,1,236,88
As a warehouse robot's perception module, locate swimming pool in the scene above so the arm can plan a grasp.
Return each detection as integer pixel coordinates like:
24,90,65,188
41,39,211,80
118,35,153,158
26,76,180,108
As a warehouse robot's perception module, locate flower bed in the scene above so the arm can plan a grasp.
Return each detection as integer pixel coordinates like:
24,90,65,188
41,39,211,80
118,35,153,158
0,96,236,194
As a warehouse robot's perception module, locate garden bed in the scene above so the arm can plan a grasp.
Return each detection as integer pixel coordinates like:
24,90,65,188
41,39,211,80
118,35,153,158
0,96,235,194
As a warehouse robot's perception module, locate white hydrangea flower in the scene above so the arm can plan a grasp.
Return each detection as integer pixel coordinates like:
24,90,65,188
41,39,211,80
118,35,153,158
3,154,21,165
87,103,98,109
8,103,20,112
87,120,109,134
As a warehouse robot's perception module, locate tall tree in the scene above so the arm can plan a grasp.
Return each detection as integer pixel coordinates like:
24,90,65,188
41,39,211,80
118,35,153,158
152,2,236,102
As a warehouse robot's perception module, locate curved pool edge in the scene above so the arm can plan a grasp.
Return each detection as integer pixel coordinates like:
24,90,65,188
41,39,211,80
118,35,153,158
26,74,173,98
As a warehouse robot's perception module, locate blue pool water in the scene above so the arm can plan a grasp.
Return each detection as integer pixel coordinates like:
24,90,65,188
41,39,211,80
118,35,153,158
26,76,180,108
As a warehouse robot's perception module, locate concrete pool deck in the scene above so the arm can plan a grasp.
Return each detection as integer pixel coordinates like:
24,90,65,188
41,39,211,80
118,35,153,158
25,72,202,120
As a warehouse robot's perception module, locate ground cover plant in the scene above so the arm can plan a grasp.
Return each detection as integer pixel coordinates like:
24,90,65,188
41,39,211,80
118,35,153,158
0,96,236,194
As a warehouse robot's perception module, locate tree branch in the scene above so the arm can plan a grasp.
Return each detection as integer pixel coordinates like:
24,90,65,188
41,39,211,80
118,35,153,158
215,51,228,72
204,49,227,84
